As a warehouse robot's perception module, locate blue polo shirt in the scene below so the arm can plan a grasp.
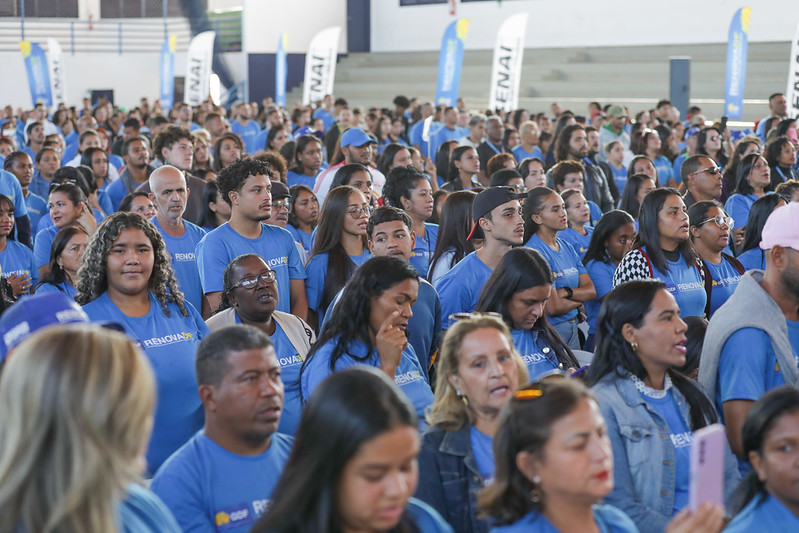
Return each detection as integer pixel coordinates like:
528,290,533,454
641,246,706,318
305,250,371,325
151,217,206,312
196,222,307,314
151,432,293,533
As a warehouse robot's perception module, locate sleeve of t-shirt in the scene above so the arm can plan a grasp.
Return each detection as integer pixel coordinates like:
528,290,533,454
33,230,51,268
304,254,327,312
301,342,356,400
436,273,470,328
724,196,750,229
587,260,615,300
9,178,27,217
98,190,114,215
186,301,211,340
285,231,307,280
718,328,773,402
151,455,215,533
196,234,229,294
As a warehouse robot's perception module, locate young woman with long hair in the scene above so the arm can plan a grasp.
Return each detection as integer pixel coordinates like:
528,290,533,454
75,212,210,474
697,126,729,170
441,146,480,192
286,134,325,188
0,194,35,298
304,185,372,329
34,224,89,299
286,184,319,257
428,190,477,286
735,194,786,271
213,133,243,171
475,247,579,378
618,173,657,228
724,153,773,240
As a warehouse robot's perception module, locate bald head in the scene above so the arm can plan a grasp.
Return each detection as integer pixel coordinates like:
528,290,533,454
149,165,189,223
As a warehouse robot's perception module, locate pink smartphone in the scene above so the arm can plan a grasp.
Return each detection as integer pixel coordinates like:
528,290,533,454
689,423,726,512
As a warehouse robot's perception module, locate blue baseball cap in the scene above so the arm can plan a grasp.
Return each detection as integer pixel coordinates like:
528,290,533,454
340,128,377,148
0,293,122,361
684,126,701,140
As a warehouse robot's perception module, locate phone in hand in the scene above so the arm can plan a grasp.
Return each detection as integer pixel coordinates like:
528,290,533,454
719,116,728,134
689,423,726,512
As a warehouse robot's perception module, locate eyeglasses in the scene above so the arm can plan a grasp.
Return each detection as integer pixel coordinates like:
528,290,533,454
510,184,528,194
346,205,374,219
699,215,734,229
709,136,720,142
272,199,292,212
233,271,277,290
690,166,721,176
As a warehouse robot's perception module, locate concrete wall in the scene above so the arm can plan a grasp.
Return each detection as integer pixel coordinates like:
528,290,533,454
371,0,799,52
241,0,348,53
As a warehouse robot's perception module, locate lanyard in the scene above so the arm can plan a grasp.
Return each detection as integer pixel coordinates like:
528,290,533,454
485,141,502,155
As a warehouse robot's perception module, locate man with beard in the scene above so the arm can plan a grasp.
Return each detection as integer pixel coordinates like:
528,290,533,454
106,135,155,211
476,116,506,185
196,158,307,319
152,325,293,532
700,203,799,472
550,124,614,212
148,165,207,315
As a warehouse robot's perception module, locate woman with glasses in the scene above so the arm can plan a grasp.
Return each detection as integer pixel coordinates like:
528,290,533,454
697,126,729,171
475,247,580,378
724,153,774,242
300,256,433,430
383,166,438,279
416,315,528,533
304,185,372,330
481,376,726,533
688,201,743,317
585,280,739,533
523,187,596,350
735,194,787,271
613,188,707,318
76,211,210,475
207,254,315,436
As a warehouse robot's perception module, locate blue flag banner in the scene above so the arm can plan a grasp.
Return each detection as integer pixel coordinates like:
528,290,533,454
435,19,469,107
724,7,751,119
160,36,177,111
276,33,288,107
20,41,52,107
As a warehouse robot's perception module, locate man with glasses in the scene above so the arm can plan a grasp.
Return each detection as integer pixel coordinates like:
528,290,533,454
149,165,207,314
681,155,723,208
264,180,308,264
196,158,308,320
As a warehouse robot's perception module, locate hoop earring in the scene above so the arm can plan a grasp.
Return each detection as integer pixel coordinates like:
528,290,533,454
456,389,469,406
530,475,542,503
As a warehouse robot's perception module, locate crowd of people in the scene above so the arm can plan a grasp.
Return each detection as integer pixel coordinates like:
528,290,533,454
0,89,797,532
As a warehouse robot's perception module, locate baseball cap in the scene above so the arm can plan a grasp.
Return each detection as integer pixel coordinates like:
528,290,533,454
760,203,799,251
684,126,701,140
466,186,525,240
0,293,89,361
270,180,290,199
340,128,377,148
607,105,625,119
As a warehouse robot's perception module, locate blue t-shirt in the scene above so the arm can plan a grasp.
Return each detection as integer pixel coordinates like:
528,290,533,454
151,217,207,312
286,170,319,188
0,239,37,295
33,225,59,269
410,223,438,280
406,279,442,373
641,390,692,515
36,279,77,300
29,171,52,199
151,432,293,533
725,493,799,533
82,292,210,473
584,259,616,336
653,155,675,184
435,251,493,329
196,223,307,314
611,164,628,195
0,169,28,218
305,250,371,325
470,426,495,485
286,224,314,257
233,313,304,435
672,152,688,182
36,207,104,234
300,336,433,431
512,144,543,162
644,246,707,318
588,200,603,227
724,193,764,229
24,192,47,237
511,328,561,379
430,125,461,158
490,504,637,533
525,234,587,325
118,482,181,533
705,257,742,317
105,177,132,212
737,247,765,271
559,226,593,260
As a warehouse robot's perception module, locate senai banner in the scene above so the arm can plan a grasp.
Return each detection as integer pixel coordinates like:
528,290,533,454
160,35,177,110
435,19,469,106
787,20,799,119
302,27,341,106
20,41,51,106
488,13,528,112
46,38,67,107
724,7,751,119
185,31,216,106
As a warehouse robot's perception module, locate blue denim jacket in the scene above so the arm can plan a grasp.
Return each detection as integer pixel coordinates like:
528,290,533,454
415,424,490,533
591,371,741,533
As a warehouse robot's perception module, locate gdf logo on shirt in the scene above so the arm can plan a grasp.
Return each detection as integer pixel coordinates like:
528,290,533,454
214,503,253,530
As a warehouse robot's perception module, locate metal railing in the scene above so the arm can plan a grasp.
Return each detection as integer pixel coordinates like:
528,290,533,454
0,14,241,54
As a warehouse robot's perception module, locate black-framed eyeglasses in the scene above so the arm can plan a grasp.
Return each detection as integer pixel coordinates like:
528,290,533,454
233,271,277,290
346,205,374,219
690,166,721,176
699,214,734,229
272,199,292,212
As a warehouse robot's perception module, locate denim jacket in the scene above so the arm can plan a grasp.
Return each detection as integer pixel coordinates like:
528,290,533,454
591,370,741,533
415,424,490,533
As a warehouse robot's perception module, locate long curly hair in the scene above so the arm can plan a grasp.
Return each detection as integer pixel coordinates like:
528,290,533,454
75,212,188,317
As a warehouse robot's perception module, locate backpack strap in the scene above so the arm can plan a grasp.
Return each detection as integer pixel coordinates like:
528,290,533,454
636,247,655,278
721,252,746,275
273,311,316,360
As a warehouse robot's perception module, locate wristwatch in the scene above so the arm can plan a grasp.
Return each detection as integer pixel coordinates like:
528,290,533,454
564,286,574,300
